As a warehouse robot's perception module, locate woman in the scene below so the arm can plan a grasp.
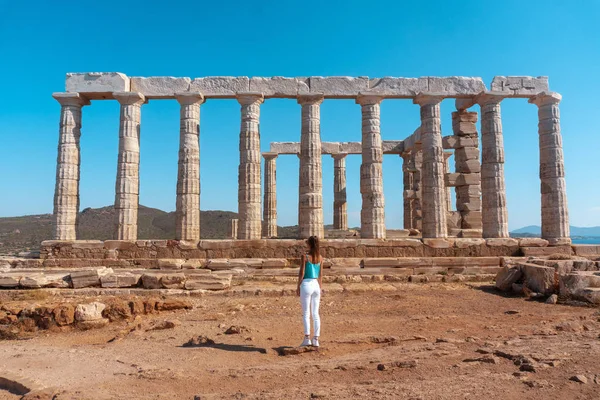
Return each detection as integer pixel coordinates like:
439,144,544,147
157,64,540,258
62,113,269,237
296,235,322,347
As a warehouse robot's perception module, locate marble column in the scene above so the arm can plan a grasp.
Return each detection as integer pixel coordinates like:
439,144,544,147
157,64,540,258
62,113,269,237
298,95,324,239
262,152,278,238
357,94,386,239
443,152,453,211
414,94,447,238
229,219,238,239
477,93,509,238
52,93,90,240
113,92,145,240
175,92,204,241
529,92,570,244
401,153,414,230
412,150,423,231
236,93,264,240
332,153,348,230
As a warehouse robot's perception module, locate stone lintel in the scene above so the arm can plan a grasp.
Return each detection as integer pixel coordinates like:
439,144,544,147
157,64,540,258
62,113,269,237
402,129,422,153
529,91,561,107
491,76,549,97
52,92,91,107
131,77,192,99
382,140,404,154
270,141,403,155
65,72,130,100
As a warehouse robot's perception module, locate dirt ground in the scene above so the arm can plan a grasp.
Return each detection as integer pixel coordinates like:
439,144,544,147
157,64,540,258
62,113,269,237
1,283,600,399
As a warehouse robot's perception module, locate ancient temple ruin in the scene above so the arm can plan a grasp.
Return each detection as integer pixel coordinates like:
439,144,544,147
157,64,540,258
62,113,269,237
52,73,569,246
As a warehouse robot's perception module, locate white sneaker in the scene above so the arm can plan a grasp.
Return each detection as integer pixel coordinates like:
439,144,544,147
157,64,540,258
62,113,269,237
300,337,312,347
312,337,320,347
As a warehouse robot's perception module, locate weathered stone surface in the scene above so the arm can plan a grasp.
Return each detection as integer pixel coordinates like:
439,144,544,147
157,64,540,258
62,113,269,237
74,302,106,321
495,266,523,291
490,76,549,96
559,273,600,297
310,76,368,97
263,153,278,238
249,77,309,97
184,274,232,290
427,77,486,96
368,77,428,97
189,77,249,97
66,72,130,98
521,246,572,257
70,268,113,289
158,259,185,269
19,275,49,288
100,272,141,288
130,77,191,98
520,263,556,295
518,238,549,247
485,238,518,247
160,273,186,289
423,239,452,248
0,275,20,288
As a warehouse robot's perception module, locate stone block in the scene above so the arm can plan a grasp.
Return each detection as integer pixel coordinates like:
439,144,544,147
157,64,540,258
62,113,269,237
65,72,130,99
490,76,549,97
269,142,300,154
454,238,485,248
249,77,309,97
486,238,519,247
458,229,483,238
572,245,600,257
130,77,191,98
74,302,106,321
520,263,556,295
160,273,186,289
382,141,404,154
495,266,523,291
442,136,478,149
19,274,48,288
427,77,486,96
100,272,141,288
141,274,162,289
184,274,232,290
423,239,452,248
70,268,113,289
309,76,369,97
518,238,549,247
445,173,481,187
521,246,572,257
189,76,249,97
158,259,185,269
0,275,20,288
368,77,429,97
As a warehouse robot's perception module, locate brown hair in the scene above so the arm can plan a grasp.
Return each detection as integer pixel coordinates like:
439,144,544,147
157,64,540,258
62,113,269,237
307,236,320,261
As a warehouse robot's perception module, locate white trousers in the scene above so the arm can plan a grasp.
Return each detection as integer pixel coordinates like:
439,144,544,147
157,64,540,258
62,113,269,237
300,279,321,337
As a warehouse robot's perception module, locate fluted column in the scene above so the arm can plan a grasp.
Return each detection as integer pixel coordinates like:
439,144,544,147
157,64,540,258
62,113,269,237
357,94,386,239
332,153,348,230
52,93,90,240
262,152,278,238
443,152,452,211
401,153,413,230
175,92,204,241
298,95,324,239
113,92,145,240
529,92,570,244
477,93,509,238
236,93,264,240
414,94,447,238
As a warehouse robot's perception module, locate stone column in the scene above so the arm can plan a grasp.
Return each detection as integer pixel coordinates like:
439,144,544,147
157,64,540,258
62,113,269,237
236,93,264,240
477,93,509,238
529,92,570,244
262,152,278,238
401,153,413,230
52,93,90,240
452,110,482,237
332,153,348,230
298,95,324,239
175,92,204,241
443,152,452,211
412,150,423,231
113,92,145,240
357,94,386,239
229,219,238,239
414,94,447,238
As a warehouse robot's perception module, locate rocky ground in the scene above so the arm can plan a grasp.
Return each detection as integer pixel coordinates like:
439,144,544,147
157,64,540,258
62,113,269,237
1,283,600,399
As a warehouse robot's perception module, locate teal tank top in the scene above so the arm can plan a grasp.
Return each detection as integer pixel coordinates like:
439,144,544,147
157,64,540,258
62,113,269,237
303,255,320,280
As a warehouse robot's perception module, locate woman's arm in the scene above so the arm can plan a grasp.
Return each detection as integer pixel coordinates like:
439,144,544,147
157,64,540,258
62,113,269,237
318,255,323,288
297,254,305,296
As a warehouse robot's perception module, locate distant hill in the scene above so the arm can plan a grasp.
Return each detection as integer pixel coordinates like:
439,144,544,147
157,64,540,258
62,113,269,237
511,225,600,237
0,205,299,254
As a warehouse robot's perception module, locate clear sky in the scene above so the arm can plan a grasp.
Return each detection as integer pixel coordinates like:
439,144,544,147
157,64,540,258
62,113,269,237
0,0,599,231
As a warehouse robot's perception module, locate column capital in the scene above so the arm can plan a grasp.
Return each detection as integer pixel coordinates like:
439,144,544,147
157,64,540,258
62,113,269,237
356,93,384,106
331,153,348,160
113,92,145,106
52,92,90,107
529,91,562,107
413,93,444,106
297,94,324,105
236,92,264,105
262,152,278,160
475,91,505,106
175,92,205,106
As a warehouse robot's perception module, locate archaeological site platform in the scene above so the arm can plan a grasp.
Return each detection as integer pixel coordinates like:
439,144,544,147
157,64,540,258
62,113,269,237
4,71,590,294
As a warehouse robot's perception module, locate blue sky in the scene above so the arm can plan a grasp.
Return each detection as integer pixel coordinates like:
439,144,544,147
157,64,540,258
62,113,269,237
0,0,599,230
